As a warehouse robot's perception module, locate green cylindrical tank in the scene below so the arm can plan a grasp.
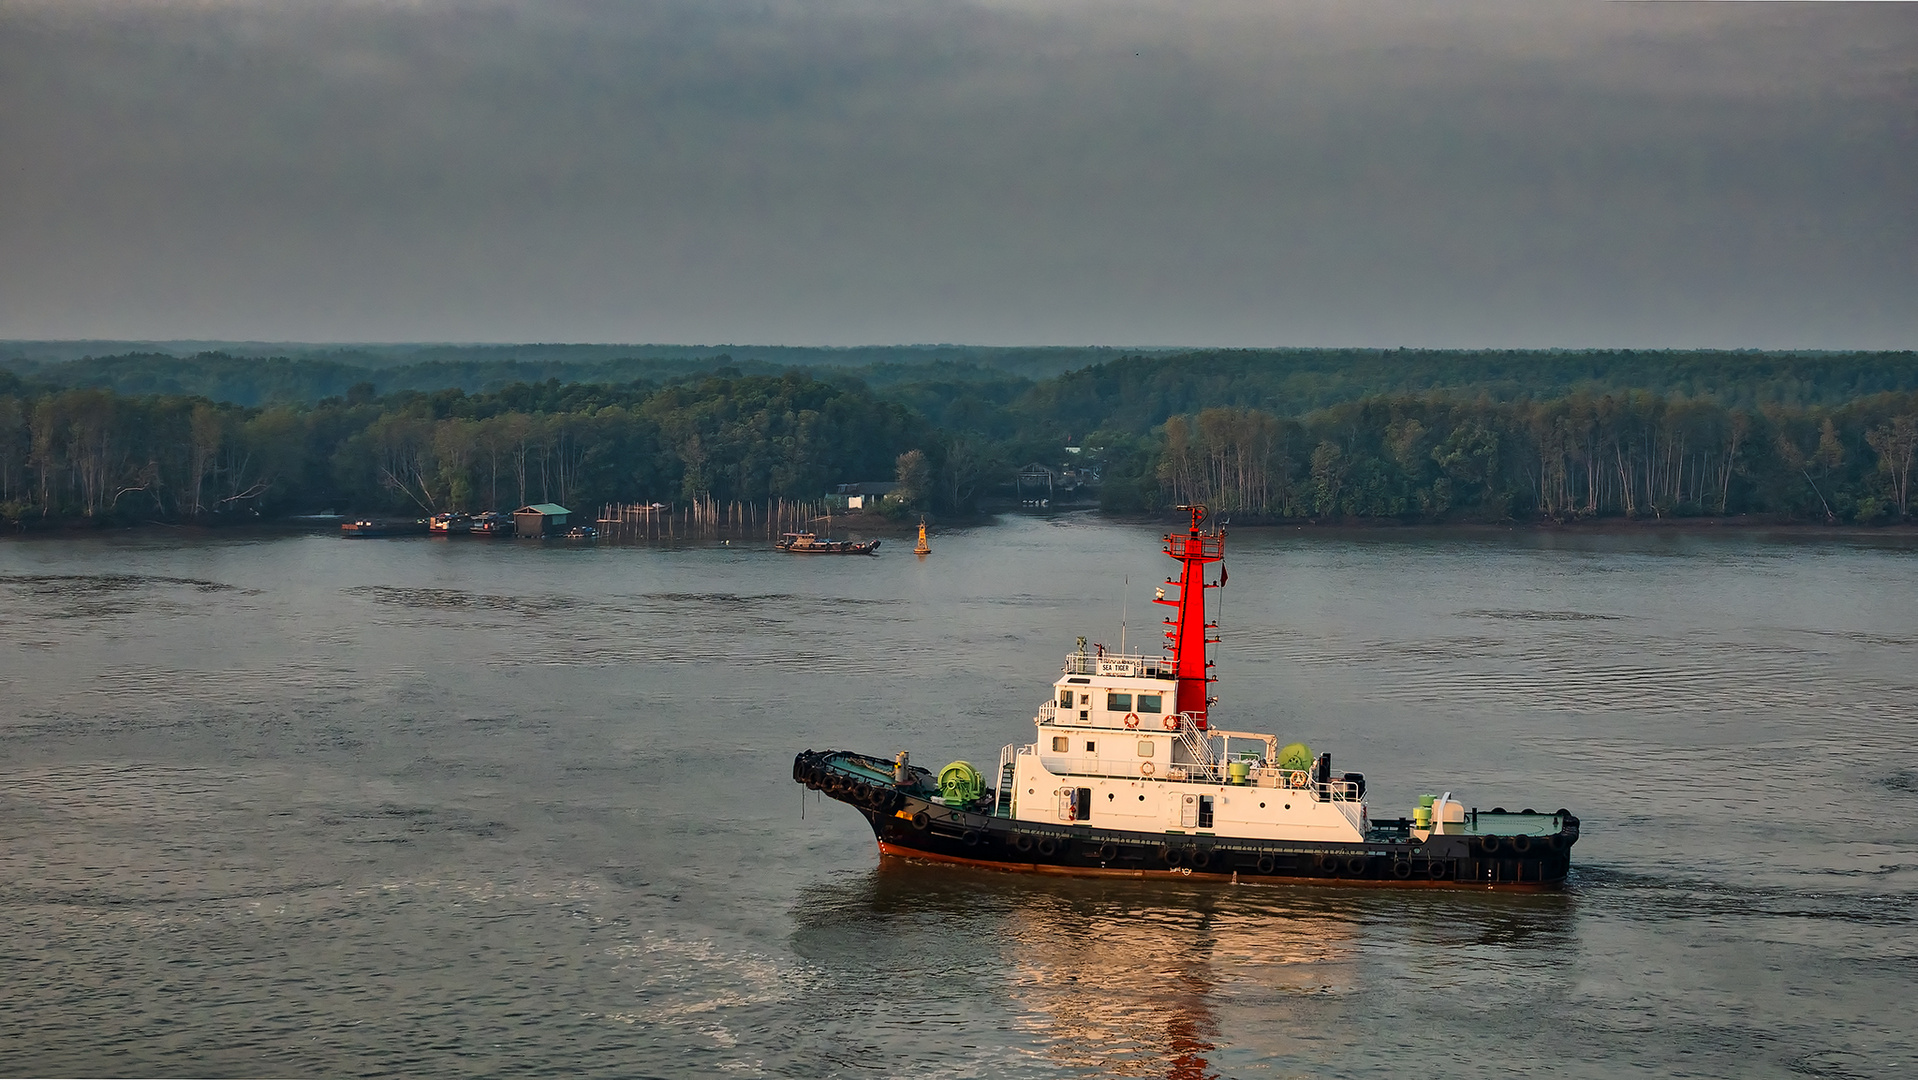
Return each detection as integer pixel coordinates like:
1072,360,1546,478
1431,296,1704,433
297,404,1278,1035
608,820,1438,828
1277,743,1313,773
1228,760,1252,785
938,761,984,806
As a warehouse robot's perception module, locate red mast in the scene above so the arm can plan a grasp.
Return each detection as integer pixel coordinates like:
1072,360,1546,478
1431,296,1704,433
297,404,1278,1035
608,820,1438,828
1153,504,1225,729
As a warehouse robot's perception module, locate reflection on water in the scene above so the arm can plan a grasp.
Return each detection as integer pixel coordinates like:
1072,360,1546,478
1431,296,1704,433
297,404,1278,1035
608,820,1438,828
794,862,1577,1079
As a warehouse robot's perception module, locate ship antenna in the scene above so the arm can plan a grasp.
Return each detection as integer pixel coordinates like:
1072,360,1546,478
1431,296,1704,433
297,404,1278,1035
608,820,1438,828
1120,575,1128,654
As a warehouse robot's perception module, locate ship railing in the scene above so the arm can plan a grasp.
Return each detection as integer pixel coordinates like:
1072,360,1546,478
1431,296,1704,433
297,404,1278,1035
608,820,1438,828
1171,713,1218,770
1037,702,1058,724
1062,651,1173,678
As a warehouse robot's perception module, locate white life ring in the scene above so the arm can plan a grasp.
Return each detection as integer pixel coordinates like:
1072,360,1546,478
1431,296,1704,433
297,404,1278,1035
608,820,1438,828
1141,762,1156,776
1124,713,1140,729
1288,770,1310,789
1162,715,1178,731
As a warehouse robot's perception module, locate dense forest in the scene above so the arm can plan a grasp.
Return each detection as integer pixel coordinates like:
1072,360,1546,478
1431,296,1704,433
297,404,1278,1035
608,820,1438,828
1,347,1914,529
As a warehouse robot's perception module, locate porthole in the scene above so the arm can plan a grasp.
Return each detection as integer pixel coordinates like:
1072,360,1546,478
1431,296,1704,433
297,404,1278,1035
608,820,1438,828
1107,792,1115,800
1138,795,1145,801
1284,803,1291,809
1259,802,1266,809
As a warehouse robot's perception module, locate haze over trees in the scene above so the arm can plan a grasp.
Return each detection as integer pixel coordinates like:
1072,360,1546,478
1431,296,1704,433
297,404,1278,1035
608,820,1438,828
1,347,1914,528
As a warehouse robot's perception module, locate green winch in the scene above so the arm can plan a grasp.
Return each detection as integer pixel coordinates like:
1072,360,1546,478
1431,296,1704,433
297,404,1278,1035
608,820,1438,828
938,761,984,806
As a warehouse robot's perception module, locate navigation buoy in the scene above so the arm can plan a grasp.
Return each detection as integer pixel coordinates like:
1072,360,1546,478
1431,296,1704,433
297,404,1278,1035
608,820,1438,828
914,519,931,556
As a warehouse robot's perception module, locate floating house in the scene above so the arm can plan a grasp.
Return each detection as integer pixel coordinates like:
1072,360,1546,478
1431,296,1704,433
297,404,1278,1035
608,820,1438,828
513,503,572,537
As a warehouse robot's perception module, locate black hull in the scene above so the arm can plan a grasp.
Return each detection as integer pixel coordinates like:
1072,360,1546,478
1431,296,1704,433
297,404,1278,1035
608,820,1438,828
795,749,1578,891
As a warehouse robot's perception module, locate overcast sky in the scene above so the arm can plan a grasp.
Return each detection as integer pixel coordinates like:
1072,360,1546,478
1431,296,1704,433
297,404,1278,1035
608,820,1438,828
1,0,1912,348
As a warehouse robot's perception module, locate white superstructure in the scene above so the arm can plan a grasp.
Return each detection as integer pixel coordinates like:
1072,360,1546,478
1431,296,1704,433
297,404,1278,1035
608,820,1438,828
998,645,1369,844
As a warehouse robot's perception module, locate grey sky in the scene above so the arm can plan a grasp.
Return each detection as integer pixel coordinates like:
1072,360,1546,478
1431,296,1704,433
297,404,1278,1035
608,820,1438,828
1,0,1912,348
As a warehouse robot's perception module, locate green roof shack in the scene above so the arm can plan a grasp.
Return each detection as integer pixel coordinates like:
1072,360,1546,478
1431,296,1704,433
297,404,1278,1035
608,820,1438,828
513,503,572,537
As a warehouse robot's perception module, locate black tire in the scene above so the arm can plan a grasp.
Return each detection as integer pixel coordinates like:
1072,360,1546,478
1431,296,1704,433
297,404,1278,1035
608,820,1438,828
1190,848,1212,870
1522,808,1536,815
1161,846,1184,867
1492,806,1507,813
1478,835,1502,855
1012,834,1034,853
1391,860,1414,880
961,830,983,847
1036,838,1058,858
1540,834,1564,852
1427,860,1450,880
1096,843,1119,862
1510,834,1533,855
1343,855,1368,877
911,811,930,831
1315,853,1339,875
1255,855,1276,874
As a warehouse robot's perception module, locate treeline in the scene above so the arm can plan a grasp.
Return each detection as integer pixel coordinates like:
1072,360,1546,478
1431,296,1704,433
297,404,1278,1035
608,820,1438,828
4,347,1917,529
0,372,996,525
1125,392,1918,523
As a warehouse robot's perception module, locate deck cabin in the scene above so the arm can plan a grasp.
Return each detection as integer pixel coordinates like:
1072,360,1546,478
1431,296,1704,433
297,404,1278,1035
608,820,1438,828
997,646,1370,845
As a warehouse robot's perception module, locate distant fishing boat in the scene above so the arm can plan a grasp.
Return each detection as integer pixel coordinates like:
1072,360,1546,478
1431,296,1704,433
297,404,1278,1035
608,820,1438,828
429,512,472,534
467,511,513,537
776,531,880,555
340,519,423,538
795,505,1580,889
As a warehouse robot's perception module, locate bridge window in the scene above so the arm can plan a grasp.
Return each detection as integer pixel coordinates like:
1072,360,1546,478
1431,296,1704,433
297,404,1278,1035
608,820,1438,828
1137,694,1163,713
1058,689,1072,707
1106,692,1132,711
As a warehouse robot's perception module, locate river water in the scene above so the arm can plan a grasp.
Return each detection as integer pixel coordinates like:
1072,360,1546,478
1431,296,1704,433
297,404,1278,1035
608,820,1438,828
2,516,1914,1079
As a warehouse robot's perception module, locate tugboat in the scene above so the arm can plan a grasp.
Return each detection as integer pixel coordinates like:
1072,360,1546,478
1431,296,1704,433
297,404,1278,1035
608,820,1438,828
794,506,1579,888
776,531,881,555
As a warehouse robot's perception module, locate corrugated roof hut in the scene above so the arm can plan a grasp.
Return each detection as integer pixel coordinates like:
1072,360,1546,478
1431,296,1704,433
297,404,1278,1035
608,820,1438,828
513,503,572,537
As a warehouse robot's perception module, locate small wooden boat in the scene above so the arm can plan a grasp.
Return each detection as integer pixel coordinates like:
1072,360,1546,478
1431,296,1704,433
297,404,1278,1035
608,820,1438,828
564,525,598,540
776,531,880,555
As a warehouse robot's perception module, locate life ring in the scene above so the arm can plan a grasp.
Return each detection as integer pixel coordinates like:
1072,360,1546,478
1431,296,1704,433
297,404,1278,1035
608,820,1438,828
1036,837,1058,858
1162,715,1179,731
1478,835,1502,855
1288,771,1309,789
1140,762,1156,777
1012,834,1034,853
1255,854,1277,874
910,811,930,831
1124,713,1140,729
1510,834,1533,855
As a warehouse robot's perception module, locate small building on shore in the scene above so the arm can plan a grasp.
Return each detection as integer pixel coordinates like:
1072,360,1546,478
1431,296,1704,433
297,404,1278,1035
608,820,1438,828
832,482,899,511
513,503,572,537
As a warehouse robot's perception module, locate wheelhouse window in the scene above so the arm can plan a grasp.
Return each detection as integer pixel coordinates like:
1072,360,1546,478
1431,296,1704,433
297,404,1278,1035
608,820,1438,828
1058,689,1072,708
1137,694,1163,714
1106,692,1132,711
